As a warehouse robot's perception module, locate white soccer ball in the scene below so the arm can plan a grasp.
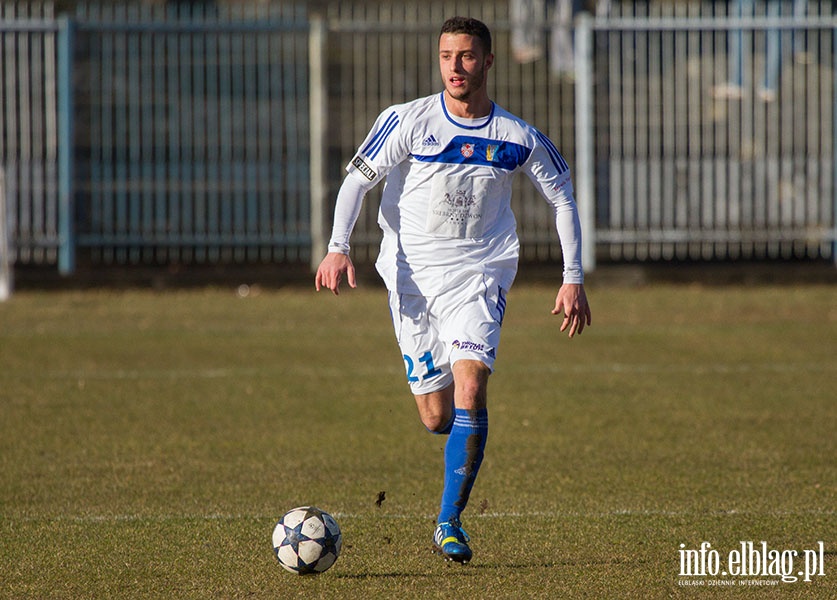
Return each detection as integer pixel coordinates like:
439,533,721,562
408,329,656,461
272,506,342,575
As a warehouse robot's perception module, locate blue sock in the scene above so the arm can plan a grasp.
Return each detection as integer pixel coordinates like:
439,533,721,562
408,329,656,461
438,408,488,524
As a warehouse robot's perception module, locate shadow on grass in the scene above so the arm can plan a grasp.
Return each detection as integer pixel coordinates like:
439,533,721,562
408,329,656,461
336,572,438,580
472,556,654,572
335,546,653,580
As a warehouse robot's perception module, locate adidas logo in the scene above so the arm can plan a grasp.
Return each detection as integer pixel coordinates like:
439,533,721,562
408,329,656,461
422,134,440,146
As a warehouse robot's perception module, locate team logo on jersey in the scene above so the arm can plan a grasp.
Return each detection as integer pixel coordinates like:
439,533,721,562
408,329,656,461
351,155,377,181
443,189,477,210
460,143,475,158
422,134,440,147
485,144,497,161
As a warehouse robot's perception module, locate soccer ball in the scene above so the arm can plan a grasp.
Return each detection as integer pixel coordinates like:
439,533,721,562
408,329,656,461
272,506,342,574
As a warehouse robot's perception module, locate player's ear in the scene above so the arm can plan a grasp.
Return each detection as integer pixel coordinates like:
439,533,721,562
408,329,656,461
484,52,494,71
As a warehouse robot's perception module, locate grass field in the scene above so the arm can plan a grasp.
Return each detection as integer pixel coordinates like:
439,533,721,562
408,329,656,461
1,279,835,598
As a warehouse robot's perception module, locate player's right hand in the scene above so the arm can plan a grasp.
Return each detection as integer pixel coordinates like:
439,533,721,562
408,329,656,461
315,252,357,295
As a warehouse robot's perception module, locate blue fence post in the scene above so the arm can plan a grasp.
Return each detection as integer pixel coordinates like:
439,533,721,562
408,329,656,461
57,15,76,275
828,21,837,265
308,11,327,270
575,12,596,274
0,168,12,300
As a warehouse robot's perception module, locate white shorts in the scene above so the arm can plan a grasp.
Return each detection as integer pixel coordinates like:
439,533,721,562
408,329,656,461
387,275,508,395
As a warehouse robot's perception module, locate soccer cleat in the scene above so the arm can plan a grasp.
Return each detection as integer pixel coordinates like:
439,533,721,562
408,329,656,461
433,518,472,564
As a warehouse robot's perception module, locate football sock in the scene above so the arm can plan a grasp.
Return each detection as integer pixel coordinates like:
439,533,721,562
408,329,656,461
438,408,488,524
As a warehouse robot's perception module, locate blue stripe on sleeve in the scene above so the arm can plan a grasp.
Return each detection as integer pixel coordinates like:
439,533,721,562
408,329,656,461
362,112,399,159
535,130,569,174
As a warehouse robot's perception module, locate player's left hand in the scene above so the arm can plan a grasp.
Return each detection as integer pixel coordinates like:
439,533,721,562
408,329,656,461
552,283,591,338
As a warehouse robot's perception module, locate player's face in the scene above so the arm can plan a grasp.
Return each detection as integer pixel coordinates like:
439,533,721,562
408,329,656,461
438,33,493,105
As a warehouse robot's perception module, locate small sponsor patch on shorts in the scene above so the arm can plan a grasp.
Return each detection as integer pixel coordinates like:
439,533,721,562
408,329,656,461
452,339,496,358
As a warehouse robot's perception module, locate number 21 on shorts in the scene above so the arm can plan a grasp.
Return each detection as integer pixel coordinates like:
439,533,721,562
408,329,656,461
403,351,442,382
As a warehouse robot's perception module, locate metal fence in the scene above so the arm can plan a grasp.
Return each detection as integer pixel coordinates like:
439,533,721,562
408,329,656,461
583,3,836,263
74,2,311,268
1,0,836,277
0,1,61,267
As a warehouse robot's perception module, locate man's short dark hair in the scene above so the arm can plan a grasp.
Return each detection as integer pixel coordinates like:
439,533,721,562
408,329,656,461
440,16,492,55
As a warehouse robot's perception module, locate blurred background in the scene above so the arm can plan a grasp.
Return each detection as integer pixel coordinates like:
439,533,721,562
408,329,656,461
1,0,836,293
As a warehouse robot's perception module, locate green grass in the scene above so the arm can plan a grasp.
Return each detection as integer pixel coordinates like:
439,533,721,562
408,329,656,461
1,281,835,598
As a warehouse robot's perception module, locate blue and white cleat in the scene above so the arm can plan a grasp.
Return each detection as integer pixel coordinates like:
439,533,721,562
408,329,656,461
433,518,472,564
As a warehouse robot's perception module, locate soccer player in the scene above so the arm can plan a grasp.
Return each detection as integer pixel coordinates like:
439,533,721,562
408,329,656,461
315,16,591,564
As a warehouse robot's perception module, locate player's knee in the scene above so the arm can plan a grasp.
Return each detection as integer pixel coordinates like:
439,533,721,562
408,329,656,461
423,412,454,434
453,361,490,409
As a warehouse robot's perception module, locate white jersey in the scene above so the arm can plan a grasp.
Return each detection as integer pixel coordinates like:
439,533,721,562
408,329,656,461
342,92,583,295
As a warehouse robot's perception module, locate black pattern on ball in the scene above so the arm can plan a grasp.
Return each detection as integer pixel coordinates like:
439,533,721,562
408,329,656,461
271,506,342,575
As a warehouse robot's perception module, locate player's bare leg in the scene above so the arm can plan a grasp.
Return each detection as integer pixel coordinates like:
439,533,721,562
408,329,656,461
414,360,488,428
451,359,489,411
415,385,455,433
